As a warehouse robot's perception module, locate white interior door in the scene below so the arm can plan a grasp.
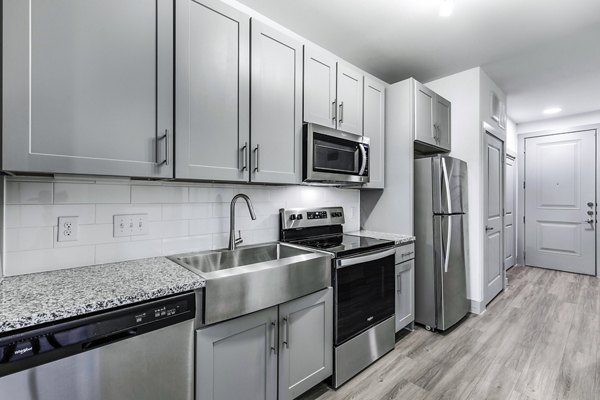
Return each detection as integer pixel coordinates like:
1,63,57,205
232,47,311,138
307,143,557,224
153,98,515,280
504,155,516,269
485,133,504,305
525,130,596,275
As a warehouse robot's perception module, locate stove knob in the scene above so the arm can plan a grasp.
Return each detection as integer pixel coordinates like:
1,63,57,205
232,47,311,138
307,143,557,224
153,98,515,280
296,214,303,220
290,214,296,220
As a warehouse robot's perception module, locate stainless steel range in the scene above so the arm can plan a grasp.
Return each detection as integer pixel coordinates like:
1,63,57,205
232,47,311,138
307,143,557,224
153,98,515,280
279,206,396,388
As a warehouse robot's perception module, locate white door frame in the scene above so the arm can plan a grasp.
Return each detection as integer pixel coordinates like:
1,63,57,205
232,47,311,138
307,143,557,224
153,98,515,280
482,122,506,306
505,150,517,271
517,124,599,275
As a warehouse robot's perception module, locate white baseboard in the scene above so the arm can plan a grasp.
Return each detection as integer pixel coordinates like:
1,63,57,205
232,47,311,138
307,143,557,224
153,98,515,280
470,299,486,315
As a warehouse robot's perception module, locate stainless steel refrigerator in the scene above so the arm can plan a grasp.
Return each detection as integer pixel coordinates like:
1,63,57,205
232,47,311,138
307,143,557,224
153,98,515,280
414,155,470,331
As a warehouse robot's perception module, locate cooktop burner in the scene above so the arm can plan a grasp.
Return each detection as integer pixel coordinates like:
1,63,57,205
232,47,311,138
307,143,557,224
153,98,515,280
291,234,394,257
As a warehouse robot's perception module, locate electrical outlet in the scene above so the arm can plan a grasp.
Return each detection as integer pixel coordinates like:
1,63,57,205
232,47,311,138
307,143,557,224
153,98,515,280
58,216,79,242
113,214,149,237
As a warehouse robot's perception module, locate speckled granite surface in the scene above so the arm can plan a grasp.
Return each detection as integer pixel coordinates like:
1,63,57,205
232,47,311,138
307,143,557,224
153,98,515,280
348,230,415,245
0,258,205,335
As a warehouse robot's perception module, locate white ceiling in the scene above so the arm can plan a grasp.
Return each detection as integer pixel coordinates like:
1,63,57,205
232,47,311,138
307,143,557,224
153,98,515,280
236,0,600,123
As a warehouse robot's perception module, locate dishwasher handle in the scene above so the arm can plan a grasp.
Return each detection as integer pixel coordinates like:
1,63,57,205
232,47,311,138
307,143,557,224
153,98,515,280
82,328,138,350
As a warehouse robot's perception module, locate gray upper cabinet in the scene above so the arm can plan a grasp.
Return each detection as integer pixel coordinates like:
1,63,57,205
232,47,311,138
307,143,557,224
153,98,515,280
414,80,451,153
196,306,278,400
303,47,337,129
278,288,333,400
336,63,364,135
250,20,303,184
2,0,173,178
434,94,451,151
362,77,385,189
176,0,250,182
303,46,365,135
414,82,437,148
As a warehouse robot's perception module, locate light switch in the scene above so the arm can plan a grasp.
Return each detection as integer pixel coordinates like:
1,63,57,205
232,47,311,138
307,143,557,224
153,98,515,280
113,214,149,237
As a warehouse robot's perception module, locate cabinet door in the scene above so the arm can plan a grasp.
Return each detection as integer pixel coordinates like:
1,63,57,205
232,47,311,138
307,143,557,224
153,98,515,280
362,77,385,189
414,81,437,147
303,46,337,129
279,288,333,400
395,259,415,332
3,0,173,178
197,307,278,400
435,94,451,152
175,0,250,181
250,20,302,184
336,63,364,135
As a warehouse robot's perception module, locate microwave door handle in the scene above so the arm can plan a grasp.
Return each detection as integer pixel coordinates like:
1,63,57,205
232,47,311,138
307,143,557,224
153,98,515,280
336,248,396,268
358,144,367,176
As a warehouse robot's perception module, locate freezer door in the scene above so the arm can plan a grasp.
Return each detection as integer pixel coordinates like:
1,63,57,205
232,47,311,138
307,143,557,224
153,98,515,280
434,214,469,330
432,156,469,214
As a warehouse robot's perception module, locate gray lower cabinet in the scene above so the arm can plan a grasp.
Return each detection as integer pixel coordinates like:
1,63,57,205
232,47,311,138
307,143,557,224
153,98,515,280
250,20,303,184
175,0,250,181
2,0,173,178
278,288,333,400
362,77,385,189
196,288,333,400
395,245,415,332
196,306,278,400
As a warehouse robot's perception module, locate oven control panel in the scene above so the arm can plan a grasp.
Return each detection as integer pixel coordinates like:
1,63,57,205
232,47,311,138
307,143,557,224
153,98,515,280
280,207,345,230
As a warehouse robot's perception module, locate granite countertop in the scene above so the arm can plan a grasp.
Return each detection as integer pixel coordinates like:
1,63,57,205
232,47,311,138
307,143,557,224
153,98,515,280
348,230,416,245
0,257,205,335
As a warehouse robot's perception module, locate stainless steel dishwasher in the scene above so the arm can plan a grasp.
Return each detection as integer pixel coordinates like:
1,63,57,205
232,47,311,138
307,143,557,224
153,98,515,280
0,292,195,400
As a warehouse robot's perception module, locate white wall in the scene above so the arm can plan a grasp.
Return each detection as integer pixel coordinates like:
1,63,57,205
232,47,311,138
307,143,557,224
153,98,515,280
2,177,360,276
517,110,600,134
426,67,482,303
506,118,518,154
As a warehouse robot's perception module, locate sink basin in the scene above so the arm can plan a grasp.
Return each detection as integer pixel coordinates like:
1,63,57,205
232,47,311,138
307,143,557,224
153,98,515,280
171,243,312,275
169,243,332,325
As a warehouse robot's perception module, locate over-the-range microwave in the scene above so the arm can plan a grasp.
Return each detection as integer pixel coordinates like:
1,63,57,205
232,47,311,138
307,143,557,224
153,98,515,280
302,123,370,185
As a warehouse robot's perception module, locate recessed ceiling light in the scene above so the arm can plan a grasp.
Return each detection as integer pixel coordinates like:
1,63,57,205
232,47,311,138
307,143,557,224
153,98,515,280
543,107,562,115
439,0,454,17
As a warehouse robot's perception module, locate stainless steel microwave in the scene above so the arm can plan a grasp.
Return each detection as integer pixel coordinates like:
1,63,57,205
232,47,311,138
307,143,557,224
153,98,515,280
303,123,370,184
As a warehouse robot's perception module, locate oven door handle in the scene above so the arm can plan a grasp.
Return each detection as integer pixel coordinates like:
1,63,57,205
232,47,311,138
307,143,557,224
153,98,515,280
335,248,396,269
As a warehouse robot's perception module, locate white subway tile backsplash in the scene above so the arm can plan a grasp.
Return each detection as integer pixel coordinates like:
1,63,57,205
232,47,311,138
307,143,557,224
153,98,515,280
6,181,53,204
4,247,96,276
54,183,130,204
162,235,212,255
95,240,163,264
96,204,162,223
5,204,96,228
3,178,360,275
5,227,54,252
131,185,188,204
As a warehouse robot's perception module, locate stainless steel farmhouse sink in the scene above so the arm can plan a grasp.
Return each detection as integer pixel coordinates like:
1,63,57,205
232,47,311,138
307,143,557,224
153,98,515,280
169,243,332,325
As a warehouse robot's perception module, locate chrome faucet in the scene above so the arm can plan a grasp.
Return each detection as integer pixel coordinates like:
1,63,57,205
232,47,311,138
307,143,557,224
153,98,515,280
229,193,257,250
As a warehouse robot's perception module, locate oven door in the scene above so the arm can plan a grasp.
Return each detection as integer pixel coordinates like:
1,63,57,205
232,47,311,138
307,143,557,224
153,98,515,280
303,123,369,184
333,248,396,345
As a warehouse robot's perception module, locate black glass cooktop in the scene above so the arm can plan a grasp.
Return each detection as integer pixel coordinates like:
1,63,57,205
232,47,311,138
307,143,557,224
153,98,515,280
291,234,394,257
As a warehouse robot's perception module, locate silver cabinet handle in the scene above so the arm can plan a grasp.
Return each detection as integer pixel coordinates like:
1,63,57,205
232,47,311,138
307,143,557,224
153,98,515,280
157,130,169,166
332,100,337,122
270,321,277,354
282,317,289,349
241,142,248,171
339,101,344,123
397,273,402,292
253,144,260,172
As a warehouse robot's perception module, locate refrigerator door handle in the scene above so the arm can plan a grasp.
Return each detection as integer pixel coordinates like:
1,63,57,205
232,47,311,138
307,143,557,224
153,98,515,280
444,216,452,273
441,158,452,214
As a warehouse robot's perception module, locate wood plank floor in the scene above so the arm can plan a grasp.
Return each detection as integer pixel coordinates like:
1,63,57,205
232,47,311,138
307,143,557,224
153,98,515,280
299,265,600,400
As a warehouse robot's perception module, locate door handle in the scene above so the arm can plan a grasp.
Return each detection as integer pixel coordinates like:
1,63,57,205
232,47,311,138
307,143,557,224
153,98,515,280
583,219,595,224
587,202,594,208
253,144,260,173
485,226,493,231
156,130,169,166
270,321,277,354
332,100,337,123
339,101,344,123
240,142,248,171
282,317,289,349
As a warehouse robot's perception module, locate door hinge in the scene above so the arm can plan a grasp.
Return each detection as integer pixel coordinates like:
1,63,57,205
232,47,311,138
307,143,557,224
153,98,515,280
523,216,525,223
523,181,526,189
